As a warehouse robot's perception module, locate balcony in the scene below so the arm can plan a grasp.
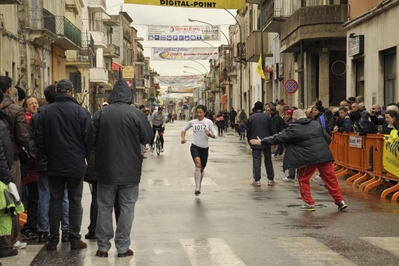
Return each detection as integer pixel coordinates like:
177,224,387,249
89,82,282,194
88,0,106,13
66,50,91,68
102,14,118,26
89,68,108,84
28,8,57,45
280,4,347,53
104,44,120,58
261,0,295,33
54,17,82,50
245,30,270,63
80,33,95,56
0,0,22,4
90,31,107,48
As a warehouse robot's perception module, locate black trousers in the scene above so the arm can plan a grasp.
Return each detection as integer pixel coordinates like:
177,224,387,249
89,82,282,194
48,176,83,246
21,181,39,233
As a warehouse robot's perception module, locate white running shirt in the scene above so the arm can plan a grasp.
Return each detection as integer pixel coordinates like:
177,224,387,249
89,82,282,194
182,118,217,148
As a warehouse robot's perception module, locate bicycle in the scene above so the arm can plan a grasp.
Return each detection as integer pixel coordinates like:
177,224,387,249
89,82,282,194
152,128,164,155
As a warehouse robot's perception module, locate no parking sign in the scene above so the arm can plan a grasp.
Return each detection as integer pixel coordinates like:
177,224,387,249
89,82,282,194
284,79,298,94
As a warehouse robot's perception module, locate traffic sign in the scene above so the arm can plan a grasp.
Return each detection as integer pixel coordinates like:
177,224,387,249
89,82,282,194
125,79,133,89
284,79,298,94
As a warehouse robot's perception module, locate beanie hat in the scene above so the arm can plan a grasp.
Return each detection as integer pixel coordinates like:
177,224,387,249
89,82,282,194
253,101,263,111
314,105,325,113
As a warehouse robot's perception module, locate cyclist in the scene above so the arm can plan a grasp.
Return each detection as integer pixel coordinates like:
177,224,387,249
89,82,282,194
151,106,166,152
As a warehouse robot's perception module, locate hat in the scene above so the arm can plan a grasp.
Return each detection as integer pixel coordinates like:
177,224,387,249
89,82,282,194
253,101,263,111
102,102,108,106
56,79,73,93
285,109,294,116
313,105,325,113
348,97,356,103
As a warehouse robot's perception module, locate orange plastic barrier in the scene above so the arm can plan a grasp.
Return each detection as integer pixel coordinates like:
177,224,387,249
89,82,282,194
19,212,27,227
330,132,399,201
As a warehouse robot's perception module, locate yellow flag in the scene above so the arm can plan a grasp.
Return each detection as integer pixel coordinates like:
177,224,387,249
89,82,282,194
257,54,265,79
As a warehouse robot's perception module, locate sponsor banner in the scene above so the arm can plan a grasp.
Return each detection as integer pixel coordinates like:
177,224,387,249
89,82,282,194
124,0,246,9
148,25,220,42
383,130,399,177
155,75,204,93
151,47,218,61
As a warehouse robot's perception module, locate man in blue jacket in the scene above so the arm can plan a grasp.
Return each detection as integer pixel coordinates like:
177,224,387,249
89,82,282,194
86,79,152,258
247,101,277,187
35,79,91,250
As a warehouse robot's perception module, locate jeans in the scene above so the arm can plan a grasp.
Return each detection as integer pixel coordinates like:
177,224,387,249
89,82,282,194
38,174,69,233
239,124,246,139
48,176,83,246
96,184,139,254
252,148,274,182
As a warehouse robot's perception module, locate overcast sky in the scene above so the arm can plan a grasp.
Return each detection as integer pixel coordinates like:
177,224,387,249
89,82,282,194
105,1,236,76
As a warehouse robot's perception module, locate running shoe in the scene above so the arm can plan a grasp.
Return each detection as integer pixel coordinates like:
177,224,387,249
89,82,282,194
267,180,275,186
338,201,348,211
251,181,261,187
300,203,316,211
194,186,201,196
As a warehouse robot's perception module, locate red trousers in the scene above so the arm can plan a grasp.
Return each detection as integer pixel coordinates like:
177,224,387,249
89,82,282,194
297,161,345,206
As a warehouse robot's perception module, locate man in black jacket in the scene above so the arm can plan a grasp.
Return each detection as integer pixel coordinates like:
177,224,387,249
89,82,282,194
250,109,348,212
86,79,152,258
35,79,91,250
247,101,277,187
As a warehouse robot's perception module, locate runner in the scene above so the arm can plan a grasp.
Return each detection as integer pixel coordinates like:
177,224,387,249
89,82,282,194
181,105,217,196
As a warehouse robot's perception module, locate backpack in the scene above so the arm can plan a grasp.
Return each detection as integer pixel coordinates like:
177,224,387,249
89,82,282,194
357,114,378,136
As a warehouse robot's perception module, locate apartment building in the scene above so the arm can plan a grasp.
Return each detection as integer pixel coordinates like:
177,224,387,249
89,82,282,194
345,0,399,106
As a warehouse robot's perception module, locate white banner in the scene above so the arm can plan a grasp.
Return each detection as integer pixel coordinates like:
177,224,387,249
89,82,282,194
151,47,218,61
148,25,220,41
155,75,204,93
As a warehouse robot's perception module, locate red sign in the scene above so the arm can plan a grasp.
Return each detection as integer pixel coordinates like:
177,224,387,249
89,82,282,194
284,79,298,94
125,79,133,90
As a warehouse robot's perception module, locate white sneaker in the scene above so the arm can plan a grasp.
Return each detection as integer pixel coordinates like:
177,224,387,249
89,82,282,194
14,240,27,249
161,147,164,152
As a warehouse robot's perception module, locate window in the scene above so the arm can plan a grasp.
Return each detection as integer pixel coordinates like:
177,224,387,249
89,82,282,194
383,48,396,104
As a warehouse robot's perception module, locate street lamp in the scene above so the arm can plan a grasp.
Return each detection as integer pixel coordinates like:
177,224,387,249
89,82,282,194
224,9,243,110
190,60,208,73
183,65,204,75
188,18,230,45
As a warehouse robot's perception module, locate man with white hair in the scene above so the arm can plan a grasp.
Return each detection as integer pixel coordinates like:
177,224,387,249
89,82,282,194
250,109,347,212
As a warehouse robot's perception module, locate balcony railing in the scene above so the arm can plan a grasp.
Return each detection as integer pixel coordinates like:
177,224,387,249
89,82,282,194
0,0,22,4
88,0,106,12
55,17,82,49
89,68,108,84
245,30,270,63
104,44,120,58
261,0,295,32
43,9,56,34
90,31,107,47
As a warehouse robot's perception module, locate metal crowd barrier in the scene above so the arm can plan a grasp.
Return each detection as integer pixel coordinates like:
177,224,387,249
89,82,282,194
330,132,399,201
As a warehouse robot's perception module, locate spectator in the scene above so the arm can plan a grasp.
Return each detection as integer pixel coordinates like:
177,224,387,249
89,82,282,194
229,107,237,130
247,101,277,187
269,107,286,158
35,79,91,251
237,109,248,141
0,76,29,250
250,109,348,212
86,79,152,258
30,85,70,244
0,89,22,258
333,106,353,133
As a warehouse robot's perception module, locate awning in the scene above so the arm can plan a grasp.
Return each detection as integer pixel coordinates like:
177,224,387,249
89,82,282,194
219,94,228,104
